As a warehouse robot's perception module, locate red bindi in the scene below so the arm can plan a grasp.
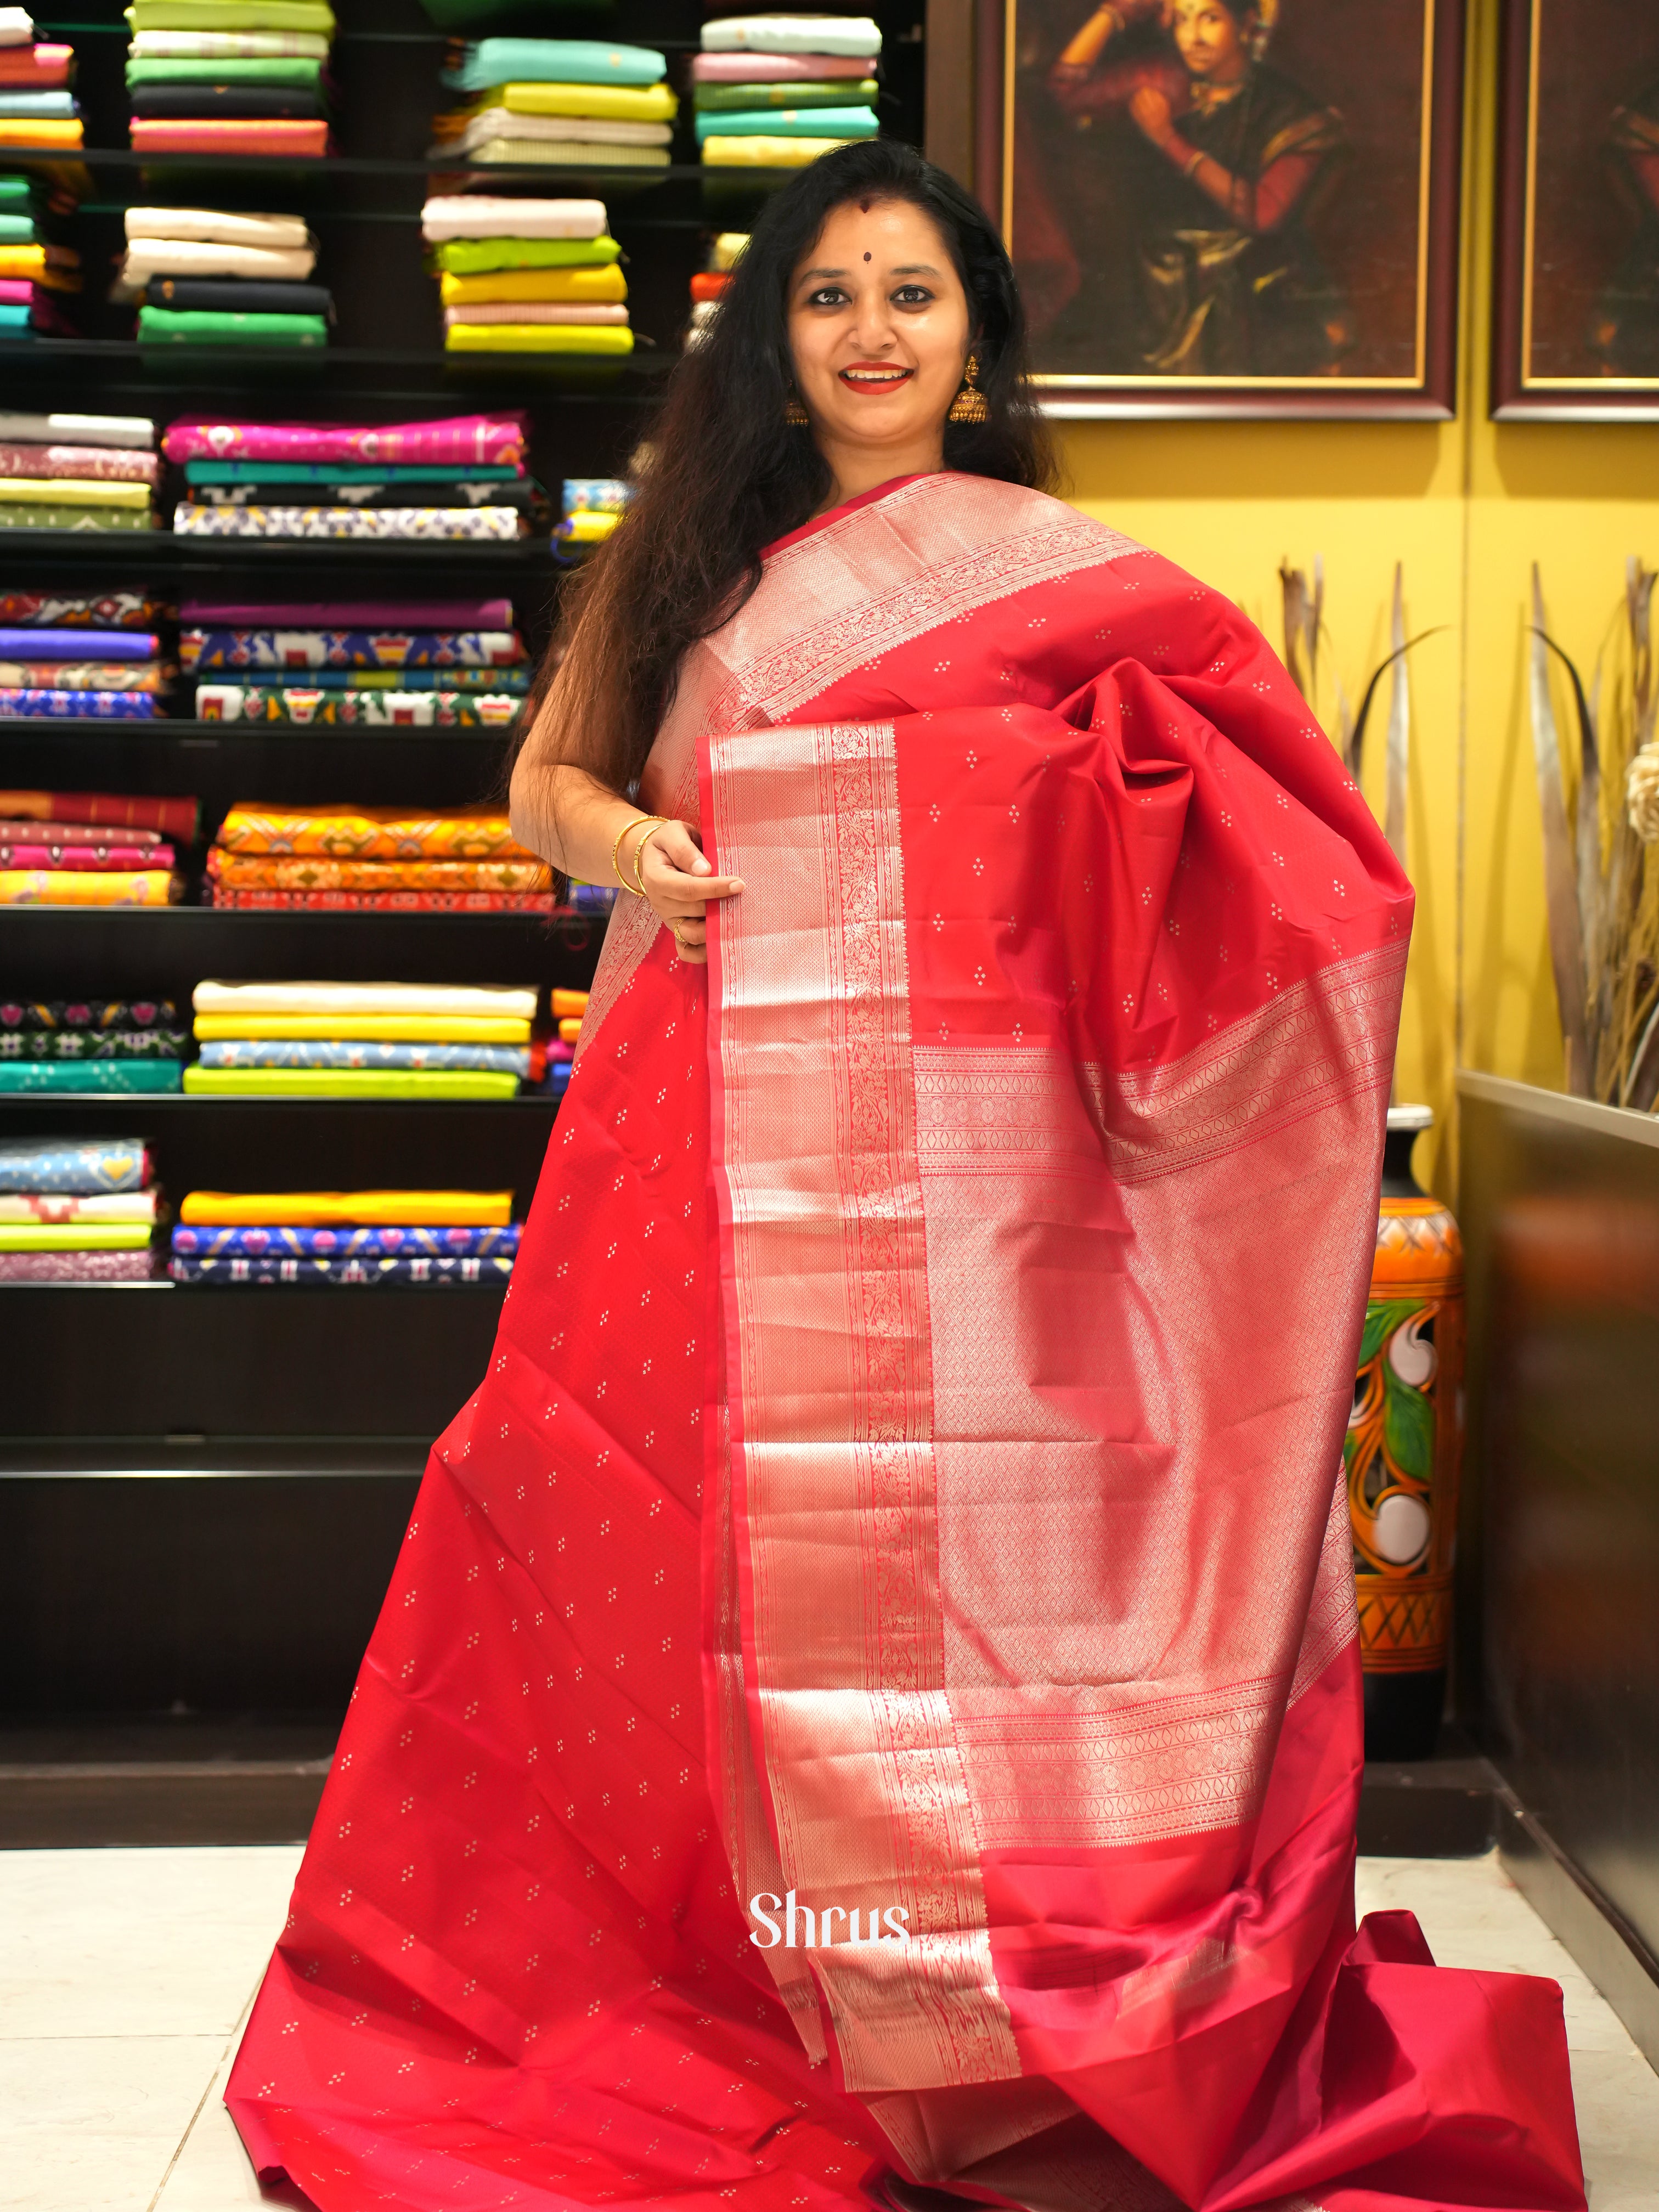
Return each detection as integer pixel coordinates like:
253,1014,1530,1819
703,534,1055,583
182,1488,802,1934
864,252,871,262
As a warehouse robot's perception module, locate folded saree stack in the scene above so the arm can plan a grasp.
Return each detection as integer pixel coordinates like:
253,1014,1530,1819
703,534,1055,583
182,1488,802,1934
0,9,83,171
186,592,528,724
539,985,584,1098
685,228,744,347
696,15,879,171
0,994,187,1091
0,169,80,338
429,37,673,172
0,563,169,718
422,196,631,358
183,980,538,1097
0,787,193,901
201,804,551,912
165,411,537,539
121,207,330,348
0,1135,160,1280
171,1184,519,1285
123,0,336,157
558,476,628,548
0,409,158,535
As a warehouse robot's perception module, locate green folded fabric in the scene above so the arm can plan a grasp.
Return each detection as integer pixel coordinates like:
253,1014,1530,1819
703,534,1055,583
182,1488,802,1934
125,1,336,32
0,1060,180,1092
0,1221,156,1248
182,1066,520,1098
694,78,877,112
433,233,621,274
696,105,877,141
0,176,32,207
0,212,36,241
138,306,329,346
185,459,521,482
0,476,150,507
0,503,153,530
126,54,325,82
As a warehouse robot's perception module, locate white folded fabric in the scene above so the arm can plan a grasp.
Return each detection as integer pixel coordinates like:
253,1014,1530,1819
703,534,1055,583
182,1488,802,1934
119,239,318,282
0,9,35,48
129,28,330,54
0,410,155,448
701,15,881,57
454,109,671,153
123,206,313,250
420,194,608,241
442,302,629,326
194,981,539,1022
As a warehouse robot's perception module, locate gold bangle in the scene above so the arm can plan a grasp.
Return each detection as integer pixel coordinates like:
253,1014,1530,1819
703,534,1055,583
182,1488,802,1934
623,815,669,896
630,818,674,893
1184,146,1205,180
611,816,644,894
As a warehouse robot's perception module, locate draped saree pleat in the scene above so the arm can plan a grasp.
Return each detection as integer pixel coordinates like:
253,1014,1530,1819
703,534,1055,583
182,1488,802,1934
228,472,1584,2212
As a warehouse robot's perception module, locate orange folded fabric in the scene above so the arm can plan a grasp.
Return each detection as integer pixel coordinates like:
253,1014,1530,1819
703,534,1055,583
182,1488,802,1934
207,853,551,891
214,803,532,861
129,119,329,156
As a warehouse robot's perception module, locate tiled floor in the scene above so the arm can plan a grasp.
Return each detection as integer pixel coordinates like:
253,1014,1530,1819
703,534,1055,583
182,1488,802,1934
1,1848,1655,2211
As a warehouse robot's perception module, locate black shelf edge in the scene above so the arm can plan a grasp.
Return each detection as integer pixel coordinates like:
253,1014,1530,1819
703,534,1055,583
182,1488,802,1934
49,149,779,180
0,716,522,739
0,1434,433,1476
0,1093,560,1114
0,531,563,562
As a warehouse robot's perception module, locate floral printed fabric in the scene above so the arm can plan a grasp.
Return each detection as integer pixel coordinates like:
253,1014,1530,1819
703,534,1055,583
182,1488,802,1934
195,686,523,726
183,628,522,670
162,413,525,467
206,851,547,889
172,1223,521,1257
173,504,522,540
0,1025,188,1056
0,998,177,1030
0,590,161,627
0,688,157,717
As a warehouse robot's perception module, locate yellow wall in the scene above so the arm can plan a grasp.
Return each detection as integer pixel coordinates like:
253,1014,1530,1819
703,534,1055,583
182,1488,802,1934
1054,0,1659,1199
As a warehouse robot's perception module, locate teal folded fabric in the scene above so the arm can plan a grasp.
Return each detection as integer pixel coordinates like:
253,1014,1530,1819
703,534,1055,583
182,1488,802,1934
184,459,520,482
138,306,329,346
444,37,665,91
0,304,33,335
695,105,877,141
0,1060,183,1093
126,55,324,82
0,212,36,241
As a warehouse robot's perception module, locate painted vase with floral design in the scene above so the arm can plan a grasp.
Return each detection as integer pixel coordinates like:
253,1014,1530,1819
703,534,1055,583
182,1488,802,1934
1348,1104,1465,1760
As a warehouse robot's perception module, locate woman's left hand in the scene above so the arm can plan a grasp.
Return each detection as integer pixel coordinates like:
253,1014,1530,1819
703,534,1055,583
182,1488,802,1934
634,817,743,967
1129,83,1174,142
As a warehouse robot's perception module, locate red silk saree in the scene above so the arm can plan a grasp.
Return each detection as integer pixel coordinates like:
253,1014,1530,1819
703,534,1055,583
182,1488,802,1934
229,473,1584,2212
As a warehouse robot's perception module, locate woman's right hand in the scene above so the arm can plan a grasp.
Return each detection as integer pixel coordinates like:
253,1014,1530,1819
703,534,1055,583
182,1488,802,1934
631,817,743,966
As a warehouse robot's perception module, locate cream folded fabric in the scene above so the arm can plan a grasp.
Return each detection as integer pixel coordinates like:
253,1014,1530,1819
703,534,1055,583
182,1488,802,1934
193,979,538,1022
0,410,154,448
0,477,151,508
463,140,669,168
0,8,34,47
179,1189,513,1227
131,27,329,54
0,1190,160,1222
419,194,606,240
119,239,317,284
702,134,856,165
123,206,312,250
700,14,881,55
455,109,671,153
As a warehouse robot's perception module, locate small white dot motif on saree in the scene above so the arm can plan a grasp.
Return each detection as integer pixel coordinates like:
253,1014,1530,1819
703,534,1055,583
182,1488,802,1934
1168,916,1180,936
966,749,978,767
1012,1022,1023,1042
1122,994,1134,1013
934,659,950,672
939,1024,950,1040
972,856,984,875
929,802,940,821
974,966,986,986
1267,970,1280,991
1272,850,1285,867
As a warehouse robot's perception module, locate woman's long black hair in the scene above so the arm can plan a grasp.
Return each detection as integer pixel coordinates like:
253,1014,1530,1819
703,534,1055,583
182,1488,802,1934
529,138,1057,797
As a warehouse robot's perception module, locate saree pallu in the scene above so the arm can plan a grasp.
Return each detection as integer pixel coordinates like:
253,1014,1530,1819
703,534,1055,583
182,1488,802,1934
228,472,1583,2212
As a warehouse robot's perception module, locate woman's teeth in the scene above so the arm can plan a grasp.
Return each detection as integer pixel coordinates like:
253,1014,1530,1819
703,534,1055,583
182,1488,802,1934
843,368,910,383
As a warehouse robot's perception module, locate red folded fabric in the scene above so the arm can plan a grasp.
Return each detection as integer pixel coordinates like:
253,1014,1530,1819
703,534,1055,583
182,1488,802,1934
689,272,730,302
0,790,199,841
129,118,330,155
205,886,558,913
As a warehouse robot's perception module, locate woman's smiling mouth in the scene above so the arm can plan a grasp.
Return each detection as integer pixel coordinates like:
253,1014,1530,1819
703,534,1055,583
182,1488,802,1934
839,363,914,390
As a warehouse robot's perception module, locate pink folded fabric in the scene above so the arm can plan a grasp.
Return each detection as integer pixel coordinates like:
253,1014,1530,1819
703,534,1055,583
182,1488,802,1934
130,119,330,155
0,839,174,869
690,52,877,80
0,44,73,85
182,599,515,626
441,303,629,327
163,416,526,468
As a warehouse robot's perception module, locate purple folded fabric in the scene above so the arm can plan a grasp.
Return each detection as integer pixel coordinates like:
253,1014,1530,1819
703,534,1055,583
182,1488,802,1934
0,1248,156,1281
180,600,514,628
0,628,160,661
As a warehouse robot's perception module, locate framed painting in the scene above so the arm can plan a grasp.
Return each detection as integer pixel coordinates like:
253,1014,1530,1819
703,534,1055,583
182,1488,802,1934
965,0,1465,417
1494,0,1659,419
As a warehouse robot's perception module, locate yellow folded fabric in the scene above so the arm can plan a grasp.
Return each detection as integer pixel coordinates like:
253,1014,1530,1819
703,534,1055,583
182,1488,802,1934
483,80,678,122
194,980,535,1021
183,1067,521,1099
0,120,83,148
0,478,152,510
0,869,178,906
702,136,856,166
438,263,627,306
557,1016,583,1044
180,1189,512,1226
193,1013,532,1042
0,1223,155,1250
444,324,634,355
563,509,619,541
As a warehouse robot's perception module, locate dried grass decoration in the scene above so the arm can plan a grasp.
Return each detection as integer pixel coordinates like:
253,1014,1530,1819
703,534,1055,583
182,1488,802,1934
1528,559,1659,1110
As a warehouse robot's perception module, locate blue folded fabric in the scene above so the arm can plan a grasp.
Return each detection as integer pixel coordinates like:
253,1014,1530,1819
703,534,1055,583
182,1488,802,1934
195,1041,531,1074
443,37,667,90
170,1253,516,1286
0,1137,149,1193
172,1223,521,1259
0,627,158,659
0,91,77,117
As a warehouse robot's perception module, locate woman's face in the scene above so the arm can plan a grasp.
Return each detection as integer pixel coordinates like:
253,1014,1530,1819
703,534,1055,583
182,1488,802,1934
1170,0,1249,80
786,198,973,459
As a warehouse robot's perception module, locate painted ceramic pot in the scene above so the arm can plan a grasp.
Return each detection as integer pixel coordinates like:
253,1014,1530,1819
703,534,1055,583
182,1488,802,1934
1348,1104,1465,1760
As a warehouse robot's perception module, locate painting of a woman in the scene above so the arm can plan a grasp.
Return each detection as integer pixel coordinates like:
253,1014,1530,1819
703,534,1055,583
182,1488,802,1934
1590,76,1659,373
1039,0,1350,375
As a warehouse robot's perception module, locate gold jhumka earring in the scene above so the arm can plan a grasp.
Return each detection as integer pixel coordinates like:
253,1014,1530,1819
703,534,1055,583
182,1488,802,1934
947,353,990,424
783,392,809,425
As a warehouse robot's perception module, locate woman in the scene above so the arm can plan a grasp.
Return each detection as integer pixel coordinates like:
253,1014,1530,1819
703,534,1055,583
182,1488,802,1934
1044,0,1350,375
228,140,1582,2212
